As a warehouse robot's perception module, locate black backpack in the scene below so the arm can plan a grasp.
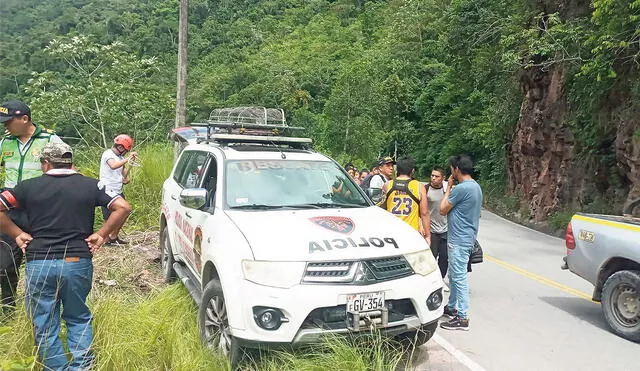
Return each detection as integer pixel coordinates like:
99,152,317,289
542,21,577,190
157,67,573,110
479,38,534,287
360,173,384,190
384,179,420,204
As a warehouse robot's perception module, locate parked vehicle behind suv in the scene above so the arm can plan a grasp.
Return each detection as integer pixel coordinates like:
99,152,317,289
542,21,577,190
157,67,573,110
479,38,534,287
563,198,640,342
160,108,444,364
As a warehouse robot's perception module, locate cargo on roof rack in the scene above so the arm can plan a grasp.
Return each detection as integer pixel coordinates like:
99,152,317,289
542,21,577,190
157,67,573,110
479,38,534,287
170,106,312,149
209,107,286,126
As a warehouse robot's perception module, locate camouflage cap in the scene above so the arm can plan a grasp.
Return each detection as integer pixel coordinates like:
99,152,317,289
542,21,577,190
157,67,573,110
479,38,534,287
40,142,73,164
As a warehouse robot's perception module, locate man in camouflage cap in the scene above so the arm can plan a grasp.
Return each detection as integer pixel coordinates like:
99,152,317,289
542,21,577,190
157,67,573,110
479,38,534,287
39,141,74,164
0,142,131,370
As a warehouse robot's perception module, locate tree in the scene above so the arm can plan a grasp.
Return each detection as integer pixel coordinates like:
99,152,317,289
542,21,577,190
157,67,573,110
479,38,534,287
24,36,173,147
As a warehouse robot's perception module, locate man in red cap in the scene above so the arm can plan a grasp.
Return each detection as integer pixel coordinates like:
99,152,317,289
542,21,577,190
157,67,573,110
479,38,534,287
98,134,137,245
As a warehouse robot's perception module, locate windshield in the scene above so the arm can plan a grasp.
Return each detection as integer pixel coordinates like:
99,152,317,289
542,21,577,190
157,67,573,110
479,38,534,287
225,160,370,210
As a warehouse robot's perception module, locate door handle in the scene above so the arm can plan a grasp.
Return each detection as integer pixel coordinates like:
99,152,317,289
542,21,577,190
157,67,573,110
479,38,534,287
185,211,192,218
171,195,177,200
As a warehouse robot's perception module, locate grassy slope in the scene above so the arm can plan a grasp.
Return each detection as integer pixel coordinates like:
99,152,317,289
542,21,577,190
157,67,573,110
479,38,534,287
0,144,409,370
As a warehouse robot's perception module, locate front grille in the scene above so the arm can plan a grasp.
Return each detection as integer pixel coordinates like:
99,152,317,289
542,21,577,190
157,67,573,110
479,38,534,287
302,256,414,284
302,261,357,283
364,256,413,280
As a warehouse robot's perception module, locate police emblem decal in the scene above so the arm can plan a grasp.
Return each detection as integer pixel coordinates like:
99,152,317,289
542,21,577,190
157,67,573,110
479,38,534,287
309,216,355,235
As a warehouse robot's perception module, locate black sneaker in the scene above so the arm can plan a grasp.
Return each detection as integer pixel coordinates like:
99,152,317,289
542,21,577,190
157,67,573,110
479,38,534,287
442,306,458,318
112,237,129,245
440,316,469,331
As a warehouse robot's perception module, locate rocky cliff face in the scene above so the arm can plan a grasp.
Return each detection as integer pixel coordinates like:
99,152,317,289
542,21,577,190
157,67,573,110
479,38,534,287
506,0,640,220
507,65,574,220
615,104,640,216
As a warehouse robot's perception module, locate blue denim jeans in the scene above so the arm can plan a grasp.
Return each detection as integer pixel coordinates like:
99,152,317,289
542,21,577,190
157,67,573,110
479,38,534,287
25,258,94,371
446,243,472,319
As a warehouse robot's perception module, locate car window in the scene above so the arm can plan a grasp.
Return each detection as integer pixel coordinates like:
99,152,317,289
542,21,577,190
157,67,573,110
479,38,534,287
173,152,192,184
176,151,209,188
225,160,369,209
201,156,218,211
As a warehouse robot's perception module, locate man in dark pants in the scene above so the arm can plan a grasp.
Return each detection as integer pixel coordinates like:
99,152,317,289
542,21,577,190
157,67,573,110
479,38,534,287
0,142,131,370
0,100,62,313
426,168,449,277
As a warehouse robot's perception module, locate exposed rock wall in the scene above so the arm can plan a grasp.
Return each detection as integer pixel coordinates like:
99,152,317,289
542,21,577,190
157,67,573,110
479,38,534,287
507,65,574,220
615,104,640,216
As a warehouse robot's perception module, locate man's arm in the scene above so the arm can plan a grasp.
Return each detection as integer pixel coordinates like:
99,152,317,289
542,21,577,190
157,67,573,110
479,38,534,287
122,165,130,184
0,189,33,249
440,176,455,216
87,197,132,252
107,153,136,171
378,181,390,207
419,184,430,242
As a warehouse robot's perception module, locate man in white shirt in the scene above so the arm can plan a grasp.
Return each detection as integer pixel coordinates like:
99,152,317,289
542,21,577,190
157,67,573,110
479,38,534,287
370,156,395,190
99,134,137,245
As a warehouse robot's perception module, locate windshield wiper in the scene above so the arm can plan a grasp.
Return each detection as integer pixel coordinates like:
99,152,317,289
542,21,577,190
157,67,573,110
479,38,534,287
229,204,287,210
293,202,365,209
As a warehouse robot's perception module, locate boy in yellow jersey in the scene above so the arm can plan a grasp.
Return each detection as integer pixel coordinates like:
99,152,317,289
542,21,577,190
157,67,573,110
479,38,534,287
381,157,431,245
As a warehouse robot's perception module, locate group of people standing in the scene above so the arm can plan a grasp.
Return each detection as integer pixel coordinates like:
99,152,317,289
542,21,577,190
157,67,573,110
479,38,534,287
351,154,483,331
0,100,136,370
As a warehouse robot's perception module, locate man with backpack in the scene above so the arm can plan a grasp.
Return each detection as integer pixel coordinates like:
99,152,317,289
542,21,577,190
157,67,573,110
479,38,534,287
369,156,395,190
381,157,430,244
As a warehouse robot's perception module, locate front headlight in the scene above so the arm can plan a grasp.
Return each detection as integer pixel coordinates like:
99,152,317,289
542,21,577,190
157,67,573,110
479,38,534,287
241,260,306,289
404,250,438,276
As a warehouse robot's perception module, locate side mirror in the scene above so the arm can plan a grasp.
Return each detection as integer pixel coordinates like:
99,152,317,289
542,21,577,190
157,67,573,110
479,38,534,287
179,188,208,209
366,188,384,204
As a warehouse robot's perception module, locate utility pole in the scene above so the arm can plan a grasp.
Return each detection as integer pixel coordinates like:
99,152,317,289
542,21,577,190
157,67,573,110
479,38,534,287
175,0,188,129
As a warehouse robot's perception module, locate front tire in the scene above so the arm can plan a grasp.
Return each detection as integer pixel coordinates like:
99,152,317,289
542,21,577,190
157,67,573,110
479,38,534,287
601,270,640,342
160,227,177,283
199,279,243,367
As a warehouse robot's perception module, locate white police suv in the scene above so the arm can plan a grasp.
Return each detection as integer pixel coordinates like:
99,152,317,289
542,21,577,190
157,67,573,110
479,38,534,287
160,108,444,364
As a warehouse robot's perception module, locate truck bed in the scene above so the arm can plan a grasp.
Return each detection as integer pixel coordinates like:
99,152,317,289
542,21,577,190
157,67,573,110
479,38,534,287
577,213,640,227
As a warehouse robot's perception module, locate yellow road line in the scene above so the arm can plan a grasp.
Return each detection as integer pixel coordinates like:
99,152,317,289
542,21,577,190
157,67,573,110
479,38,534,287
485,255,597,303
573,214,640,233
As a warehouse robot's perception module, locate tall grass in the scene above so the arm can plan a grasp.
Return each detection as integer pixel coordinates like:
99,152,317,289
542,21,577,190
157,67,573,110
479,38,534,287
1,285,408,370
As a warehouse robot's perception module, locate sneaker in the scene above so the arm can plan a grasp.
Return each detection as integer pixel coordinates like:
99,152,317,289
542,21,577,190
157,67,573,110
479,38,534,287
104,237,128,246
440,316,469,331
442,306,458,318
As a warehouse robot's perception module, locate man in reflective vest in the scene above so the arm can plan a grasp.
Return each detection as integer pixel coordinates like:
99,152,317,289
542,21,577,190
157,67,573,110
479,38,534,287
0,100,63,313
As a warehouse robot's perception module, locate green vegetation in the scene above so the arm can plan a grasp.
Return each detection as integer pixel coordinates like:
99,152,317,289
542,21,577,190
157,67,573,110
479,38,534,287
1,0,637,187
0,0,638,363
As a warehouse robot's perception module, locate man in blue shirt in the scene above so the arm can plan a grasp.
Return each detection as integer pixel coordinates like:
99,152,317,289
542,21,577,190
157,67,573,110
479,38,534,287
439,155,482,330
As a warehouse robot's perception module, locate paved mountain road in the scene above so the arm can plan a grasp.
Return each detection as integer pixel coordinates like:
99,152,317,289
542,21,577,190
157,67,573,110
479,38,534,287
411,210,638,371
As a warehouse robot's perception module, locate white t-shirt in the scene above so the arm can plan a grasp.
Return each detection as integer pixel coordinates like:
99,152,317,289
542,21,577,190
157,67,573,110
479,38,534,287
369,174,388,189
99,148,124,195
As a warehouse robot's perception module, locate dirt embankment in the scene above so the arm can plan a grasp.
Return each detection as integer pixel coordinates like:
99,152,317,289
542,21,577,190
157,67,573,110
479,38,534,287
92,231,165,295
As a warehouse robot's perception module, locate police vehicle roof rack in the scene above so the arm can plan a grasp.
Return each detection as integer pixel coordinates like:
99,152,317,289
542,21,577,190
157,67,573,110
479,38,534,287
188,106,312,149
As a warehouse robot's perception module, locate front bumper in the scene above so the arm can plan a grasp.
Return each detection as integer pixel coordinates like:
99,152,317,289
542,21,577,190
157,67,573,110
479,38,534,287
226,272,444,345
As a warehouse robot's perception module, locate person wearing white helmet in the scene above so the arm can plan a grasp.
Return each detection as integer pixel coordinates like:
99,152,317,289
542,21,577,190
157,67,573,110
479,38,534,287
98,134,137,245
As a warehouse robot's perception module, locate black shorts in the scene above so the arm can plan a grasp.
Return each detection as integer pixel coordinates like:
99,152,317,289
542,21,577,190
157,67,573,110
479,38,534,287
101,192,124,221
